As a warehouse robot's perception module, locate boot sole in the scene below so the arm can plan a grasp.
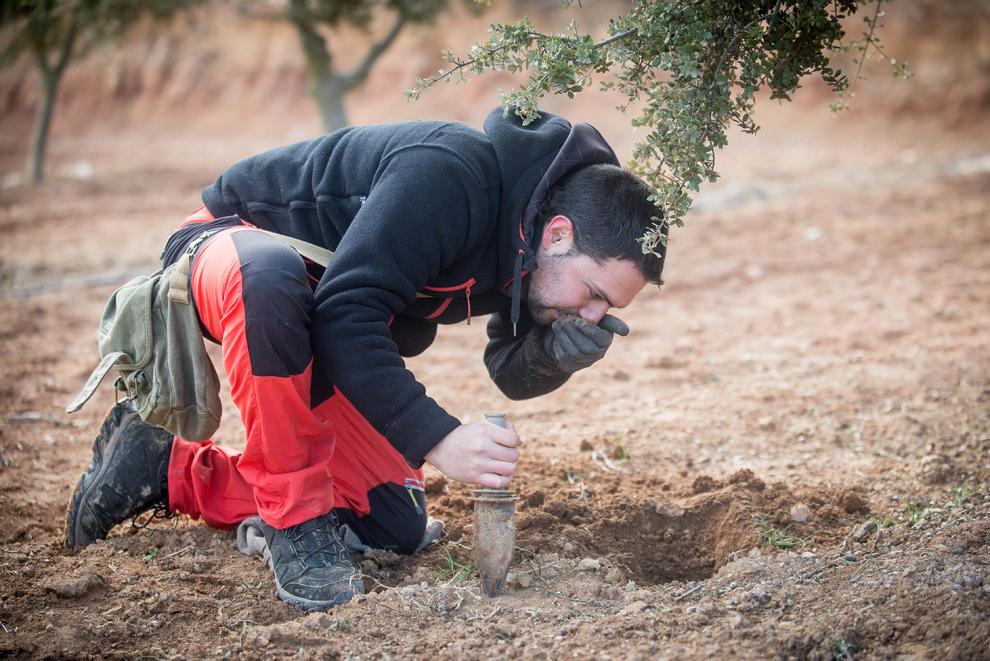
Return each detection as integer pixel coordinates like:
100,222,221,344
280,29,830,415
64,405,125,550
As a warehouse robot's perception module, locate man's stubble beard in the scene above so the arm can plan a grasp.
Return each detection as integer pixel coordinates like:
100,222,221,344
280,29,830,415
525,253,567,326
526,288,556,325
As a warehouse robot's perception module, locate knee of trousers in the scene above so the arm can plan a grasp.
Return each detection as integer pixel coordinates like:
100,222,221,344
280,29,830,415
342,483,428,555
388,507,428,556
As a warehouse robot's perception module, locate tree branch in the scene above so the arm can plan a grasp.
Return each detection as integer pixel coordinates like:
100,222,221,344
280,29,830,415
411,26,636,95
343,12,406,89
27,13,53,76
52,4,82,77
594,28,636,49
847,0,884,96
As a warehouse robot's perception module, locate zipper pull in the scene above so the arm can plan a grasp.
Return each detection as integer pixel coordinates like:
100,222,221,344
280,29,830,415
465,281,473,324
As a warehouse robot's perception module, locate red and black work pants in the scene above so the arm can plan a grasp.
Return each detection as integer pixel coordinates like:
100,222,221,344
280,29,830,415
166,208,427,553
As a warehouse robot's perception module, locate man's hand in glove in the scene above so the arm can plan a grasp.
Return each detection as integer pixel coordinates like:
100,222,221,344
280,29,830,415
549,314,630,374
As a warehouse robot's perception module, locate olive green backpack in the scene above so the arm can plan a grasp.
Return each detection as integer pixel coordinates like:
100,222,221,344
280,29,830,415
67,229,332,441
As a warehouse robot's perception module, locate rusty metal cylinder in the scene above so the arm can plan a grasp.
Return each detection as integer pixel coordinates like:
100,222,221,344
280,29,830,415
471,412,517,596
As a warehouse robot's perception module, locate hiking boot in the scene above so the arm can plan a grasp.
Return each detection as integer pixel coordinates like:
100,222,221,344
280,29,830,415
258,512,365,611
65,400,173,550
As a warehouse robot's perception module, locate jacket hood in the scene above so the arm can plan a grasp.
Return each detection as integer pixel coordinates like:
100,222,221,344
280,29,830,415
483,106,620,333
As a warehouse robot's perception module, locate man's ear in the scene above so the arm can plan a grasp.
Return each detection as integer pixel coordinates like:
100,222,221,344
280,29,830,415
541,214,575,256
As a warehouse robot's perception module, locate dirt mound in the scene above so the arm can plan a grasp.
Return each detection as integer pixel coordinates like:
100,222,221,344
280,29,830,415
425,465,869,589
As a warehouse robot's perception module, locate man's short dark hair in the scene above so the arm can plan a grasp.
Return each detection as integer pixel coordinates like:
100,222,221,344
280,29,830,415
539,164,666,285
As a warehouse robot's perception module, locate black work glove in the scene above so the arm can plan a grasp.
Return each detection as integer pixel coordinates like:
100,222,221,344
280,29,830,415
548,314,630,374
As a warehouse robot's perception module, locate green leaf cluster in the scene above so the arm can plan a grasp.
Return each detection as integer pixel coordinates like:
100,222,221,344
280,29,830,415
409,0,907,255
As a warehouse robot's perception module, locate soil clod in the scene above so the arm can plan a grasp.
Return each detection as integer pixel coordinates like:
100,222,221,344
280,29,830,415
43,569,104,598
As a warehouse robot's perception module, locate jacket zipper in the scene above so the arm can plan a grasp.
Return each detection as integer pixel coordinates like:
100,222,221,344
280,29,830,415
422,278,476,324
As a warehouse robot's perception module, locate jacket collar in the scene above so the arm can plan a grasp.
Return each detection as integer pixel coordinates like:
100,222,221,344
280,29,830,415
484,108,620,334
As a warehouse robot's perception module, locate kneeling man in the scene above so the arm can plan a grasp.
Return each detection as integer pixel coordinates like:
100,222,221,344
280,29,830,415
65,107,666,611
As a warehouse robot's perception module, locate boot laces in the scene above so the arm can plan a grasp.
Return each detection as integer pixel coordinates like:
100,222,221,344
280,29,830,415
131,504,174,530
286,513,348,567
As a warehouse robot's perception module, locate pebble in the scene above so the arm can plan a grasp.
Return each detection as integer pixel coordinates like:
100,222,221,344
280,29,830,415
918,454,954,484
961,572,983,588
851,520,878,543
604,567,623,583
21,564,36,578
619,600,647,616
845,553,859,562
801,551,816,559
747,586,771,604
790,504,812,523
303,613,330,630
656,502,686,517
243,626,272,648
577,558,601,572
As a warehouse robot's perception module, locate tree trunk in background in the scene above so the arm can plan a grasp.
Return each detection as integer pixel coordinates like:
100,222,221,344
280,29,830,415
289,0,350,133
288,0,406,134
315,74,350,133
26,6,79,185
28,69,61,184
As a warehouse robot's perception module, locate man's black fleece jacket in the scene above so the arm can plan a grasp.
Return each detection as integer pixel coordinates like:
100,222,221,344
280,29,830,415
197,107,619,466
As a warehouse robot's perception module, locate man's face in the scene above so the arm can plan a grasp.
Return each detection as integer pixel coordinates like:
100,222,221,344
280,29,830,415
526,215,648,326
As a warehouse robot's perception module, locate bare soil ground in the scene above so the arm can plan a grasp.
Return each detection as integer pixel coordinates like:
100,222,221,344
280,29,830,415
0,3,989,659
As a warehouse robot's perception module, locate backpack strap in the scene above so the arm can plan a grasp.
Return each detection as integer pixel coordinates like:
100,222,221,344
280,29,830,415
259,230,334,267
166,230,334,308
65,351,131,413
67,229,334,416
168,230,214,305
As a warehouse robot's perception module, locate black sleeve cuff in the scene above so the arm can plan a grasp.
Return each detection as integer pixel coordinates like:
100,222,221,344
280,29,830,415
384,396,461,468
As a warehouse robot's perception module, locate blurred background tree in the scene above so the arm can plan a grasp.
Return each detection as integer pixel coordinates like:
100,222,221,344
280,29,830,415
240,0,482,131
0,0,200,184
411,0,909,254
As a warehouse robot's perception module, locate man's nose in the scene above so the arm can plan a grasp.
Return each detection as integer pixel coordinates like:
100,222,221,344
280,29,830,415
579,301,609,324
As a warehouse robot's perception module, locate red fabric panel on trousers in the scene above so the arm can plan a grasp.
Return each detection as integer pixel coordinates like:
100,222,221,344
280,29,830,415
166,217,424,530
169,227,334,529
313,390,425,517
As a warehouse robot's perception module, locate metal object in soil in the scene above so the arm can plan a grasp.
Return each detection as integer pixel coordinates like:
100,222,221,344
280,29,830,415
471,412,518,597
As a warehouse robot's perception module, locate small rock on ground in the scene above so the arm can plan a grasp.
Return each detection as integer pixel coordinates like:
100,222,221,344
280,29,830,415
851,520,879,543
656,502,686,517
790,504,812,523
577,558,601,572
44,570,104,598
